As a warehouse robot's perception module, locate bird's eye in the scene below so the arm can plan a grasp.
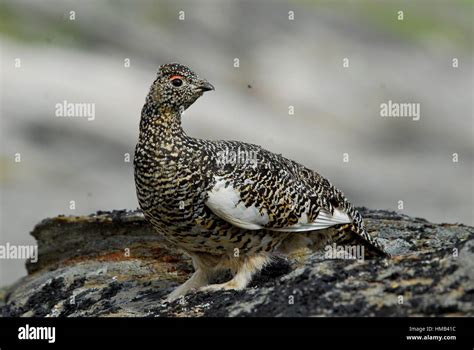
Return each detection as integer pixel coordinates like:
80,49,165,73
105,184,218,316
170,76,183,87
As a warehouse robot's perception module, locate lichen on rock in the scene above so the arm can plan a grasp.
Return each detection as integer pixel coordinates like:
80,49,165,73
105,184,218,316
1,208,473,317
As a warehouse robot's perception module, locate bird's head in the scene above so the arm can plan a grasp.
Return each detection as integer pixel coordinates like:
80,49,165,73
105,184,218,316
148,63,214,113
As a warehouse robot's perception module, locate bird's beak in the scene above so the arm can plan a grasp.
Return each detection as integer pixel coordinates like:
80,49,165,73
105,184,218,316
196,80,215,92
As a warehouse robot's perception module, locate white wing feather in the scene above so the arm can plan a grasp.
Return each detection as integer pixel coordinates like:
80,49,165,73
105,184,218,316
206,178,352,232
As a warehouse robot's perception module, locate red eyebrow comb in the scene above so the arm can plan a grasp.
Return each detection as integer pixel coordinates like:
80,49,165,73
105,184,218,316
170,75,183,80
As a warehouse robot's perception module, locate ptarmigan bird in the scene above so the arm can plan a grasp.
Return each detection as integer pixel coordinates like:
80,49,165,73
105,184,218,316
134,63,389,301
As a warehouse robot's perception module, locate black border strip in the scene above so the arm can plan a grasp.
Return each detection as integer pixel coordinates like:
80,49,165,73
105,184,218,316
0,317,472,347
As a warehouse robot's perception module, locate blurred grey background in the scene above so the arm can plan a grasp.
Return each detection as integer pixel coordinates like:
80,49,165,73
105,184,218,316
0,0,473,287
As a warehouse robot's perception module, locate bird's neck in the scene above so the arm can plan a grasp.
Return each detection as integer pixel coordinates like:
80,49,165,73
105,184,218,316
139,101,187,142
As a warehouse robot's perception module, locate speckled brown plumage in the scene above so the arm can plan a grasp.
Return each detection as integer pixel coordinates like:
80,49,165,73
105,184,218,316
134,63,389,300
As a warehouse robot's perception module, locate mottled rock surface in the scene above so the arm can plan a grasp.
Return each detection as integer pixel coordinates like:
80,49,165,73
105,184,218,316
1,208,473,317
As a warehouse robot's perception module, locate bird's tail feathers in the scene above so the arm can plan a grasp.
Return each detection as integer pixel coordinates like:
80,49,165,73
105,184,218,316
329,223,391,259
